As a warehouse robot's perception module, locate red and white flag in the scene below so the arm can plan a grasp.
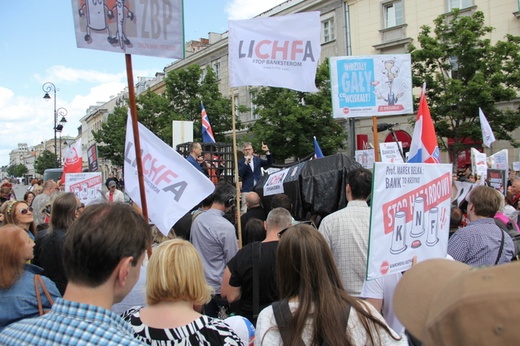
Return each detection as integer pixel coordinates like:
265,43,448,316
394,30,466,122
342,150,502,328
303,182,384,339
228,12,321,92
63,139,83,175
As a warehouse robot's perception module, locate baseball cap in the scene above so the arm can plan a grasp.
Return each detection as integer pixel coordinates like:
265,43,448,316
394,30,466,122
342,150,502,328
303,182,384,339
224,315,255,346
108,181,117,187
393,259,520,345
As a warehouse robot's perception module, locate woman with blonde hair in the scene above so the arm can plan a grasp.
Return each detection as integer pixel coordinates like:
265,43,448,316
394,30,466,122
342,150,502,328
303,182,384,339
4,201,37,240
255,224,406,346
0,224,60,330
122,239,244,345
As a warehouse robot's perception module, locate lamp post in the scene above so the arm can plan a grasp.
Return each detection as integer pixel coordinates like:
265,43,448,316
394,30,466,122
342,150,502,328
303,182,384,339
42,82,67,167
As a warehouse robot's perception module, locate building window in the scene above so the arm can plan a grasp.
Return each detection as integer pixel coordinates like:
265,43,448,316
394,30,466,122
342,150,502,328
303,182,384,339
213,61,221,80
322,17,335,43
383,1,404,28
448,0,473,11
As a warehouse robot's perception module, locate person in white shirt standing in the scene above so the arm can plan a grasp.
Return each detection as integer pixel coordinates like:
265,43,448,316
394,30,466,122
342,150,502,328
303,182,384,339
106,180,124,203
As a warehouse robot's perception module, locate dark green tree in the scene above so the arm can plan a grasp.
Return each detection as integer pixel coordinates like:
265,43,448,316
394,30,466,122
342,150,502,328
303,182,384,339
92,106,128,168
6,164,27,177
162,65,241,143
34,150,58,175
409,9,520,164
249,59,346,162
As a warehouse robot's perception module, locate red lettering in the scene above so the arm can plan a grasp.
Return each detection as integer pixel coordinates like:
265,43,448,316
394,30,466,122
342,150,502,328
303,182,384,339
290,40,303,60
272,40,289,60
255,40,271,59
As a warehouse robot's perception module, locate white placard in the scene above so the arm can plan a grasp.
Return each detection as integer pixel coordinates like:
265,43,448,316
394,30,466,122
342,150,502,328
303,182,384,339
355,149,375,169
379,142,404,163
367,163,453,280
65,172,104,205
330,54,413,118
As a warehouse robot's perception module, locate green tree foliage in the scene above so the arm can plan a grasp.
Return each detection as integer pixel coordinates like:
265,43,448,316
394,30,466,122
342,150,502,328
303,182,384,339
249,59,346,162
34,150,58,175
162,65,240,143
92,106,128,168
409,9,520,163
7,163,28,177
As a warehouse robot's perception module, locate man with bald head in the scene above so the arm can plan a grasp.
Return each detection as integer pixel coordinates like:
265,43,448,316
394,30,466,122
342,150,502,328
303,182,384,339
240,191,267,229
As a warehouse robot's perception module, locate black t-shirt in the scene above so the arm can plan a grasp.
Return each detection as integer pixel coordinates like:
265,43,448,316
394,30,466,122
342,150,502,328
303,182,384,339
227,241,279,321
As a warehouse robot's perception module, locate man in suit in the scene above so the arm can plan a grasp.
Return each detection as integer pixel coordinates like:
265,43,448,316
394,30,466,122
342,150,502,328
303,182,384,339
238,142,272,192
238,142,272,213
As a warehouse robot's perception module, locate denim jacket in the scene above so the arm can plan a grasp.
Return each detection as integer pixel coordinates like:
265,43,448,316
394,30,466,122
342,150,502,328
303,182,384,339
0,264,61,331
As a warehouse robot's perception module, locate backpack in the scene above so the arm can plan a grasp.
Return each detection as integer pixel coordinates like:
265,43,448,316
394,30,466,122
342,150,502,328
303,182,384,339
494,218,520,260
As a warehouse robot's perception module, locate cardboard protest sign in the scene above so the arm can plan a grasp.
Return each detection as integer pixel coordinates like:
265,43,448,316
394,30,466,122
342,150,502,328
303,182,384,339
487,169,507,195
367,163,452,280
65,172,104,205
379,142,404,163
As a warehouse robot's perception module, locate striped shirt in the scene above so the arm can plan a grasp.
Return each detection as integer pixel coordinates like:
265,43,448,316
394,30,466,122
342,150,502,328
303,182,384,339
0,298,145,345
448,218,514,267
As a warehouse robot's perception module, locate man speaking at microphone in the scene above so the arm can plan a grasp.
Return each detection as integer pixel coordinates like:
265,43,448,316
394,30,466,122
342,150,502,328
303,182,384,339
238,142,272,213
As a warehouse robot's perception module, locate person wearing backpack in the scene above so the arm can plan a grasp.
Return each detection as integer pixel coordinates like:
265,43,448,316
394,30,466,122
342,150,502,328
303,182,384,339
254,223,406,346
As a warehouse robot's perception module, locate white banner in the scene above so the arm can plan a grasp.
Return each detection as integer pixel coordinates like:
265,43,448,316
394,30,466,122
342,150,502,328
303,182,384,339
124,115,215,236
71,0,184,59
489,149,508,171
263,168,288,197
228,12,321,92
471,148,487,178
65,172,104,205
379,142,404,163
330,54,413,118
355,149,375,169
367,163,453,280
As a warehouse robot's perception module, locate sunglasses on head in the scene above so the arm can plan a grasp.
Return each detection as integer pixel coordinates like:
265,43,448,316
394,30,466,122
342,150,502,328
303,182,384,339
77,203,85,211
19,207,33,215
277,220,317,238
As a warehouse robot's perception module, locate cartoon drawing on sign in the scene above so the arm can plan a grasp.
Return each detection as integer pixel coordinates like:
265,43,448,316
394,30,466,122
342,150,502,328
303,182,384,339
78,0,117,44
110,0,134,49
410,196,425,238
390,211,407,254
375,59,406,106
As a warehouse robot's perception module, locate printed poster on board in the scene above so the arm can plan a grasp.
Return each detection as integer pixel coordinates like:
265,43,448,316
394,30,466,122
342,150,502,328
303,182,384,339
355,149,375,169
367,163,452,280
487,169,507,195
71,0,184,59
330,54,413,118
379,142,404,163
65,172,104,205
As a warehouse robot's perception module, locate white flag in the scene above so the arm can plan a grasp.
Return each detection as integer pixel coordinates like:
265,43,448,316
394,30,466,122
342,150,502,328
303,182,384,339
124,114,215,236
228,12,321,92
479,108,496,148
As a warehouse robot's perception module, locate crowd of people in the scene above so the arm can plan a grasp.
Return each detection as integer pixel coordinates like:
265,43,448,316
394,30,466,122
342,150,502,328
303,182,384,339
1,145,520,345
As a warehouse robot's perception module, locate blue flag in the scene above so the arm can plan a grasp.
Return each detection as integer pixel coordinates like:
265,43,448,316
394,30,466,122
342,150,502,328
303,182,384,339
313,136,324,159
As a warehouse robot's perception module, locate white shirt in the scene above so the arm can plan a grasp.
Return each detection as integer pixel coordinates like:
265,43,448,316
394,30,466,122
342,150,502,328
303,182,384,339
255,300,406,346
105,189,125,203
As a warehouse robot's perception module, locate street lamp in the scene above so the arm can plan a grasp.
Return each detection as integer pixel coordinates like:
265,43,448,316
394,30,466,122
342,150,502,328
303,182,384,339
42,82,67,167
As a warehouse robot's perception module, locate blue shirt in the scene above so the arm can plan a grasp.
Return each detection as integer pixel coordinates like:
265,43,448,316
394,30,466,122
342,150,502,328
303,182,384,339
190,208,238,293
448,218,515,267
0,264,61,331
0,298,145,345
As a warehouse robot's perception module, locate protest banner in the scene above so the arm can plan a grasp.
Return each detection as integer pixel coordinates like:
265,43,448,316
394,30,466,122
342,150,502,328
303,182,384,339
124,115,215,236
330,54,413,118
64,172,104,205
489,149,509,171
355,149,375,169
471,148,487,178
228,12,321,92
87,144,98,172
379,142,404,163
367,162,452,280
487,169,507,195
453,180,476,208
71,0,184,59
